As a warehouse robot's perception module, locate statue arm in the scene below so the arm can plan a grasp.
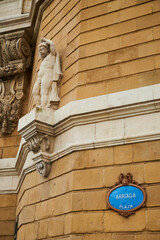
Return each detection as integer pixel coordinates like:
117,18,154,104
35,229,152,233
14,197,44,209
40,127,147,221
52,52,62,82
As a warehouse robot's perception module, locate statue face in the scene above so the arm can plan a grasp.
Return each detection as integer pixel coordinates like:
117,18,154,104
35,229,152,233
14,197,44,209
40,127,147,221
39,46,49,59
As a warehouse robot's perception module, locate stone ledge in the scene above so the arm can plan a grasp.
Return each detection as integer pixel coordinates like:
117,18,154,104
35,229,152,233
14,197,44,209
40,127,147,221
1,84,160,193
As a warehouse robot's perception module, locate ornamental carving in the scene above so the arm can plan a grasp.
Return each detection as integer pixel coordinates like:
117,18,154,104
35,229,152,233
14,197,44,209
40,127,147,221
0,35,31,134
28,134,50,153
18,109,55,178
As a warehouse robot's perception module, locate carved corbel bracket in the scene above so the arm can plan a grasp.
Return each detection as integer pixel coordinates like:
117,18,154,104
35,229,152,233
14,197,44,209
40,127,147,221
0,32,31,135
18,108,55,177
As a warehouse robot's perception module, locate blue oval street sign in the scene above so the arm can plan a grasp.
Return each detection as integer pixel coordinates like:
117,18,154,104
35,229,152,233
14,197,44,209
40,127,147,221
106,173,146,217
109,185,144,211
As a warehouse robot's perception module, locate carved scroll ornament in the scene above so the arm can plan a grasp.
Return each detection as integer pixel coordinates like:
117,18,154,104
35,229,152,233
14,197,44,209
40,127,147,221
0,36,31,134
28,132,52,177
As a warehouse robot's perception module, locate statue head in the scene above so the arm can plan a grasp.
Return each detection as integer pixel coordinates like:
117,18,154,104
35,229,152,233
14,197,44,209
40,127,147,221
38,38,56,59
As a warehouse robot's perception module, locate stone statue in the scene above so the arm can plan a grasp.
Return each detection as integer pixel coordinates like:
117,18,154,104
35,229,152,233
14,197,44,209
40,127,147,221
32,38,62,109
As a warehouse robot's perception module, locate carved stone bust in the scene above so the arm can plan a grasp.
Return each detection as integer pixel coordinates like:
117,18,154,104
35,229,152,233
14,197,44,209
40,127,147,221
32,38,62,109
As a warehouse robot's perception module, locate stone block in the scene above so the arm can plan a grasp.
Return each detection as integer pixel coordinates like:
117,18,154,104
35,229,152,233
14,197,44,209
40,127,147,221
104,209,145,232
72,192,83,211
103,163,144,187
71,212,103,233
19,205,35,225
37,219,48,239
78,53,108,72
73,168,103,190
139,70,160,86
125,113,160,141
84,233,112,240
48,216,65,237
121,56,155,76
108,19,136,38
133,140,160,162
0,207,15,221
85,147,113,167
0,194,16,207
73,151,85,170
2,146,19,158
136,233,160,240
145,162,160,183
81,2,108,20
113,234,135,240
54,193,72,215
108,0,121,12
121,28,153,48
28,185,41,204
147,208,160,231
0,237,15,240
107,75,139,94
96,119,124,142
120,2,152,21
40,180,52,201
25,222,38,240
86,11,119,31
0,221,15,235
138,40,160,58
114,144,133,164
64,213,72,235
86,0,109,7
85,37,120,57
146,185,160,207
108,46,138,65
17,225,26,240
155,55,160,69
80,27,107,45
35,200,53,220
76,82,107,100
50,172,73,197
83,189,107,210
153,26,160,40
23,171,37,191
137,12,160,30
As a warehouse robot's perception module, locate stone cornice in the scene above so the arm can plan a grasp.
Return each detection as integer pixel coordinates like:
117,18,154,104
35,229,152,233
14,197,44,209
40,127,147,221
1,84,160,193
0,0,53,43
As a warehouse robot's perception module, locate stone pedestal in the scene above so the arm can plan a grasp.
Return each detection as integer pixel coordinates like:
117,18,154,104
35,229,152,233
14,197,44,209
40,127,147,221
18,107,55,177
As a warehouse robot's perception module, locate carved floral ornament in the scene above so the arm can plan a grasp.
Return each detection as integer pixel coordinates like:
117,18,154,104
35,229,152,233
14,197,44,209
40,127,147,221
0,35,31,134
106,173,146,218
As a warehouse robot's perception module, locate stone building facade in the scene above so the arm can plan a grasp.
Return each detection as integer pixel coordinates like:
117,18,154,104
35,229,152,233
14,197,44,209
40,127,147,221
0,0,160,239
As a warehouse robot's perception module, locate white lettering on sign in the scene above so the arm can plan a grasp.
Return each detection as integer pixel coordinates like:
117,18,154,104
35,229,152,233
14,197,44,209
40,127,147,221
119,204,133,210
116,193,136,199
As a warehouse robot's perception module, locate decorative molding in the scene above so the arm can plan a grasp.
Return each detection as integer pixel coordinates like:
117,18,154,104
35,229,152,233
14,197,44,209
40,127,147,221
1,84,160,192
0,32,31,134
18,108,54,178
0,0,53,43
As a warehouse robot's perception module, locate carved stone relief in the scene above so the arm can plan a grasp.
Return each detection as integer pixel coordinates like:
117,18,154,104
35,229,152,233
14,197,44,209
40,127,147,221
0,33,31,134
18,109,55,177
27,132,53,177
32,38,62,109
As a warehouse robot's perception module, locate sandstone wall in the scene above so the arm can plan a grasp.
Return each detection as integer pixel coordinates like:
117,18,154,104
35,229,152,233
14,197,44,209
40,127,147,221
2,0,160,239
28,0,160,110
0,194,17,240
16,141,160,239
